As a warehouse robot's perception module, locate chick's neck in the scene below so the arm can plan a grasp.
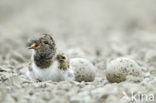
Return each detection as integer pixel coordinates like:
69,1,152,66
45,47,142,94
33,51,55,69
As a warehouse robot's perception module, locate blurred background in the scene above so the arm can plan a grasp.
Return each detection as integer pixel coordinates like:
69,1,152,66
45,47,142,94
0,0,156,56
1,0,156,38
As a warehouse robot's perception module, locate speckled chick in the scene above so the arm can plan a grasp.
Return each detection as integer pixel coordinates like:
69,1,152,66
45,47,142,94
27,34,72,82
70,58,96,82
106,57,141,83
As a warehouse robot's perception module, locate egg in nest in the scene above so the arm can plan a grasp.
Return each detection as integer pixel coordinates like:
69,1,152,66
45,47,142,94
70,58,96,82
106,57,141,83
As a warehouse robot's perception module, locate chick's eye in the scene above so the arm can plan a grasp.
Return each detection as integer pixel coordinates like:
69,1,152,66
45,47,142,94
44,41,48,44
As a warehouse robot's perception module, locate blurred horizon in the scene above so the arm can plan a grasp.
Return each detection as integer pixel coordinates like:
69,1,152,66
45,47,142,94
0,0,156,36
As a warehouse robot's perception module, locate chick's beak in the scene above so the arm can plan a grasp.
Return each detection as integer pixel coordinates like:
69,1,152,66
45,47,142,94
28,42,40,50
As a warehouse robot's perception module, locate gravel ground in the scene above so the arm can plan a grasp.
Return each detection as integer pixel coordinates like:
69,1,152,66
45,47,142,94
0,0,156,103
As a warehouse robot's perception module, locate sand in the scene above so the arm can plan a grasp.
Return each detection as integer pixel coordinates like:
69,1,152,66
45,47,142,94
0,0,156,103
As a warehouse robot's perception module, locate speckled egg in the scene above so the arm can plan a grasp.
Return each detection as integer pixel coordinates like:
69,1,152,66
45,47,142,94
70,58,96,82
106,57,141,83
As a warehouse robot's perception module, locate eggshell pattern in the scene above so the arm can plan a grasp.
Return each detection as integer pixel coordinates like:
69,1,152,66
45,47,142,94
70,58,96,82
106,57,141,83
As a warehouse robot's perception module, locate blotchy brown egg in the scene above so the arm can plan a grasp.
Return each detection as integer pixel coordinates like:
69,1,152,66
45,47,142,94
106,57,141,83
70,58,96,82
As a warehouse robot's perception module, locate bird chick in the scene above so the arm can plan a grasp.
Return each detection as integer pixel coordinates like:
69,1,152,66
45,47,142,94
26,34,72,82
